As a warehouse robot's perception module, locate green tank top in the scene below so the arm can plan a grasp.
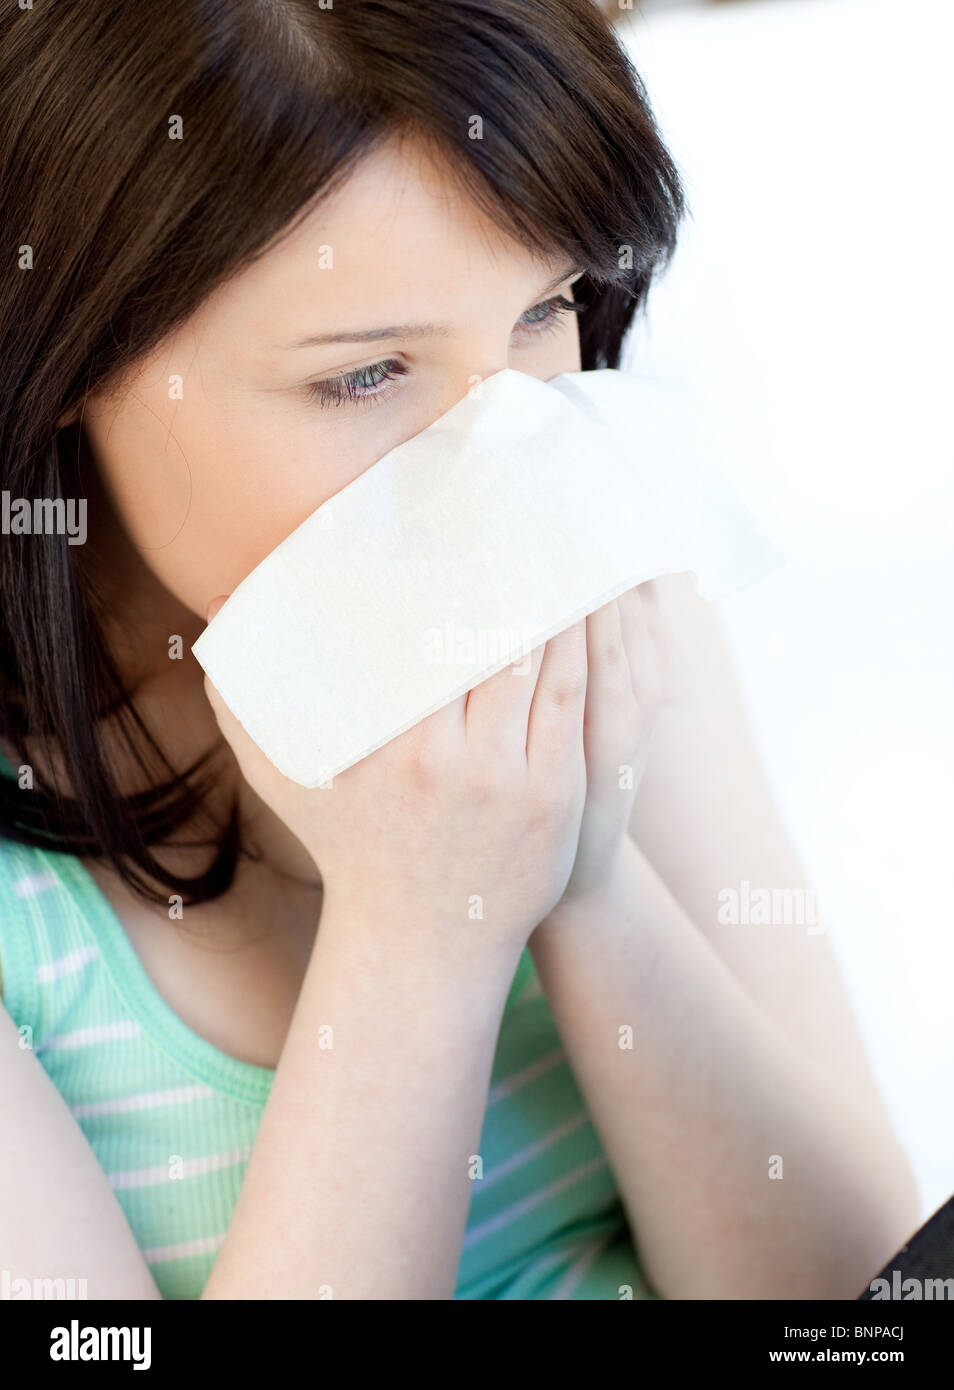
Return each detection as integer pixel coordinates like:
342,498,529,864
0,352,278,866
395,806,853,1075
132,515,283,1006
0,750,657,1300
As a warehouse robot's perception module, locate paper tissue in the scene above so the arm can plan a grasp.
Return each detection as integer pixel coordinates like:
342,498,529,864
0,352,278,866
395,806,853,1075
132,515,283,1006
191,367,784,787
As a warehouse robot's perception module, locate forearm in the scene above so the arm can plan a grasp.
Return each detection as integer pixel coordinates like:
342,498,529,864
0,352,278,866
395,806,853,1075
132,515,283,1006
529,835,914,1300
0,1006,162,1300
203,895,521,1300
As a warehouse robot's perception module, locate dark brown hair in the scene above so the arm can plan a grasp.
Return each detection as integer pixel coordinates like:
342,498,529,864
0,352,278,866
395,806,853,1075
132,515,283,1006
0,0,685,906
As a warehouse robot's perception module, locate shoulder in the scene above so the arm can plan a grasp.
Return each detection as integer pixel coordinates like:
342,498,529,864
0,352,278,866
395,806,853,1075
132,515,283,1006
0,833,39,1007
0,833,95,1027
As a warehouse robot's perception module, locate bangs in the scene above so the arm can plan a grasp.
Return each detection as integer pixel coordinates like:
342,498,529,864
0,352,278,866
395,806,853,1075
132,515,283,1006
286,0,685,287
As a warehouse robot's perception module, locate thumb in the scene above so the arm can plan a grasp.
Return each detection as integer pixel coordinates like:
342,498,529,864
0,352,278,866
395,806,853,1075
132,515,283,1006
206,593,229,624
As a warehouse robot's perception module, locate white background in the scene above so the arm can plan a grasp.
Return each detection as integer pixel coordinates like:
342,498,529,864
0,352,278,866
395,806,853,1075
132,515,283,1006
618,0,954,1225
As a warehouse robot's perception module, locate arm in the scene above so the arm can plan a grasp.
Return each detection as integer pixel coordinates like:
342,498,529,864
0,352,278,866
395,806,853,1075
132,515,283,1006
194,611,593,1299
0,1000,162,1299
1,909,520,1303
626,570,906,1114
202,897,522,1300
528,571,921,1299
530,833,917,1299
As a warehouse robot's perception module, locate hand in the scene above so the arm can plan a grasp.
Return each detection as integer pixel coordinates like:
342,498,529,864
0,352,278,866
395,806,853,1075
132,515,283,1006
550,579,672,910
200,599,591,960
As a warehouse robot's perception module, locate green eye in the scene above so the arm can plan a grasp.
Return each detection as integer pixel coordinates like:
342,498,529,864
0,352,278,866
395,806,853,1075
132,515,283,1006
517,294,585,334
521,301,557,325
307,359,407,407
304,292,587,411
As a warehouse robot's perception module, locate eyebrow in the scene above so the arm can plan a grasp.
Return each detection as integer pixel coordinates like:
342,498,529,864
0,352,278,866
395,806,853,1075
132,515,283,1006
278,262,585,350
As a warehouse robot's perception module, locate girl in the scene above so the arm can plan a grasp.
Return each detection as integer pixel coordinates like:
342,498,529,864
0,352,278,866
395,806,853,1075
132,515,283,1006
0,0,918,1300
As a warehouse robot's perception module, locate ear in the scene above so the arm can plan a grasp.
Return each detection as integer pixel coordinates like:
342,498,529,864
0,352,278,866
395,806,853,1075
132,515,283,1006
56,403,81,430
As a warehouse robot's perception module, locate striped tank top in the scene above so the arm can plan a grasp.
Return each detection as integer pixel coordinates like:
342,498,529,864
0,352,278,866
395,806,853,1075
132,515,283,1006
0,758,657,1300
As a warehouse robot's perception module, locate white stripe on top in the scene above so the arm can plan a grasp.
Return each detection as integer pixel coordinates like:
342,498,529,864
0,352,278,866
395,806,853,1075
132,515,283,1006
108,1146,253,1190
142,1232,227,1265
36,943,98,982
71,1084,217,1119
479,1111,589,1190
35,1020,142,1053
463,1155,609,1248
14,870,58,898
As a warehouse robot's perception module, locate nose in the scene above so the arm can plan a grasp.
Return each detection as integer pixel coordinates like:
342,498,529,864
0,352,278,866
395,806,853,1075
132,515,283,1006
407,357,512,437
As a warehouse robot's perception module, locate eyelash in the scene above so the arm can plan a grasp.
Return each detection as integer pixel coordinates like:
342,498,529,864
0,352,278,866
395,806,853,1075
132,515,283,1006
305,294,586,409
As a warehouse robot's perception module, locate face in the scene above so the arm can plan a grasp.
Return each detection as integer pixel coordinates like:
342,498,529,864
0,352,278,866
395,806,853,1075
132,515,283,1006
78,133,584,623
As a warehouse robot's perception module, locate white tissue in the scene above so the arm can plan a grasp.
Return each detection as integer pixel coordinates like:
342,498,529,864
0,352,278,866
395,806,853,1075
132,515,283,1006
191,367,784,787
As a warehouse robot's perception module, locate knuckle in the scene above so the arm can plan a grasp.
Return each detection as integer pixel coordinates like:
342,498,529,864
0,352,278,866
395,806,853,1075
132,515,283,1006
400,724,449,792
602,634,629,674
547,665,587,709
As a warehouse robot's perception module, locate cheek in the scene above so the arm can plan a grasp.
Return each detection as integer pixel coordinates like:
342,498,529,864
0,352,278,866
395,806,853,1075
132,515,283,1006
84,391,359,618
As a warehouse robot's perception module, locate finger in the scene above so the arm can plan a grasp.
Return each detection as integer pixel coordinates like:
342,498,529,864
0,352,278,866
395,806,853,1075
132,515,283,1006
615,584,658,697
635,577,661,617
581,599,631,760
410,684,468,749
627,579,672,666
464,639,546,755
526,618,588,766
